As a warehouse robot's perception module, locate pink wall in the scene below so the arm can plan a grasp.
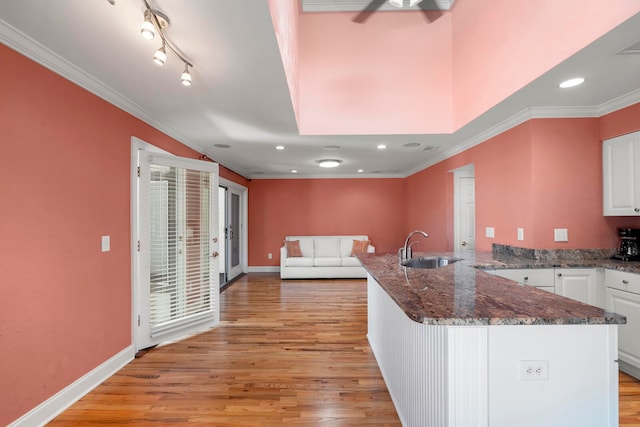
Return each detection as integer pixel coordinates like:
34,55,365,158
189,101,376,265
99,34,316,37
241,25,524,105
452,0,640,129
297,10,453,135
402,110,640,253
249,103,640,260
248,178,405,265
0,44,247,426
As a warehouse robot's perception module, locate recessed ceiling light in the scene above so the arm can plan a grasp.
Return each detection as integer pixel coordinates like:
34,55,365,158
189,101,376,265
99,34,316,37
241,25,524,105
317,159,342,168
276,145,285,150
559,77,585,89
357,169,364,173
291,169,298,173
214,144,230,148
377,144,387,150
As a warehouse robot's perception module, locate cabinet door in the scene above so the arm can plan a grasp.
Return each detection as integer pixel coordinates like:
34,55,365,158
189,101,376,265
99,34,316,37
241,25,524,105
554,268,602,307
605,287,640,369
603,133,640,216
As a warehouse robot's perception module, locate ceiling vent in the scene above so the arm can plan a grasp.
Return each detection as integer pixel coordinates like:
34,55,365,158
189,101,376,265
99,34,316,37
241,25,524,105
616,38,640,55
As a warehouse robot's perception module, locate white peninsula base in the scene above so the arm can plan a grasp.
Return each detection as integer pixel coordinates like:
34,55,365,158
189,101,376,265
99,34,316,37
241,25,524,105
367,276,620,427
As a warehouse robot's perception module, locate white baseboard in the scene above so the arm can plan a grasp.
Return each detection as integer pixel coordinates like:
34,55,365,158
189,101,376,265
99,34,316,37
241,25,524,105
9,345,135,427
248,266,280,273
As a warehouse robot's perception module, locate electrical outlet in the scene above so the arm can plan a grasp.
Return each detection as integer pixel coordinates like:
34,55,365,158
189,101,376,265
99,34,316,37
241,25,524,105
554,228,568,242
486,227,495,238
268,253,273,260
519,360,549,381
517,228,524,241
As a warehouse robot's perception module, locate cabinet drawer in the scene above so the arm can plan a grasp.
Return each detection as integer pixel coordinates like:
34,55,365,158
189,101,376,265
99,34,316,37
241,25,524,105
494,268,555,287
605,269,640,294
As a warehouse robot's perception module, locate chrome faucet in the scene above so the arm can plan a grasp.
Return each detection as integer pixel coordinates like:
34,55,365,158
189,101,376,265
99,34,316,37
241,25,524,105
399,230,429,262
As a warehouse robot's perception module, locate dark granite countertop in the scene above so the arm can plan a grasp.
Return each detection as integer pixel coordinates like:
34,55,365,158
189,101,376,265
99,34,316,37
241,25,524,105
473,251,640,273
357,252,627,326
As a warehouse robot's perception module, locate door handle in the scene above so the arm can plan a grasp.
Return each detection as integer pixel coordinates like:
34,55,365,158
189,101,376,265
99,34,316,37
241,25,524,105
211,251,219,258
461,241,467,246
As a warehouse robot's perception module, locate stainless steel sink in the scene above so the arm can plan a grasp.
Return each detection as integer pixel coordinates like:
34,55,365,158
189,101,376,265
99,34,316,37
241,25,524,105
401,256,460,269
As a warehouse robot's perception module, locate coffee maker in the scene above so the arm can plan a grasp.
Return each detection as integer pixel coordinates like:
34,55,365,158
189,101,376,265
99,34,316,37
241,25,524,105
613,228,640,261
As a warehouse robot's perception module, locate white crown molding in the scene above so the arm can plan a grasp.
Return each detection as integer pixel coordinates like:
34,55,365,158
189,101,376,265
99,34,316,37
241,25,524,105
596,87,640,117
301,0,455,12
0,19,208,156
249,172,404,179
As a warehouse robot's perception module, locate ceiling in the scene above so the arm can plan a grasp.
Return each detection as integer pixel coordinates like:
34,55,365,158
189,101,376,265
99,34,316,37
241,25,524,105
1,1,640,179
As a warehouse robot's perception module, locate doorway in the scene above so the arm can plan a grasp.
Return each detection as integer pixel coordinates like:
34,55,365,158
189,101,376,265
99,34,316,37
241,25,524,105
219,179,247,286
453,164,476,253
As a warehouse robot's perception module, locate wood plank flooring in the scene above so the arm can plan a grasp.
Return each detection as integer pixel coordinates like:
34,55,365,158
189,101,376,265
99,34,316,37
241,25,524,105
49,273,640,426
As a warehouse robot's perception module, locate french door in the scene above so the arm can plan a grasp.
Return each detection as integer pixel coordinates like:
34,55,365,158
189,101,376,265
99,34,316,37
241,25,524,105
135,150,219,351
222,186,243,283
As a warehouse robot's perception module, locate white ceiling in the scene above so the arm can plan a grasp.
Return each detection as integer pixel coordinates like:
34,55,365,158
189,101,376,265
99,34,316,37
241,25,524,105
1,1,639,179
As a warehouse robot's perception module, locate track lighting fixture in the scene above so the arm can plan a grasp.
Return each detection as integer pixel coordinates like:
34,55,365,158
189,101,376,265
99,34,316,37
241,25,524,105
139,0,194,86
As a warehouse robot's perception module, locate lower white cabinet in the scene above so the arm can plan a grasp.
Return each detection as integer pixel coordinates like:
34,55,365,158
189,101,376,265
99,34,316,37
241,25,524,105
554,268,603,308
494,268,555,293
605,270,640,378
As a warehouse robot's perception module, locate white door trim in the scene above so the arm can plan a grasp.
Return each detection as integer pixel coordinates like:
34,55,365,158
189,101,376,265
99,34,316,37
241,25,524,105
130,137,170,351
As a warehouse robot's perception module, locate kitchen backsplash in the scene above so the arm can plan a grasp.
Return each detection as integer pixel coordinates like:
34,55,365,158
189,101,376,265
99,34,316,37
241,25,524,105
492,244,617,261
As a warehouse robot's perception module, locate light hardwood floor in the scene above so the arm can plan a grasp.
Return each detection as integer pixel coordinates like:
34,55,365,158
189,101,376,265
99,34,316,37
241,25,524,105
49,273,640,426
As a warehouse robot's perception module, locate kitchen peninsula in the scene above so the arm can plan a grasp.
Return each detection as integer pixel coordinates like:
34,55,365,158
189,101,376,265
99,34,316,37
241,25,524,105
358,252,626,427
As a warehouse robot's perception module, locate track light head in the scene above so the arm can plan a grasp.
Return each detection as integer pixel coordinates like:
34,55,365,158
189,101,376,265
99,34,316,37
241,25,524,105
153,44,167,66
181,64,192,86
140,10,155,39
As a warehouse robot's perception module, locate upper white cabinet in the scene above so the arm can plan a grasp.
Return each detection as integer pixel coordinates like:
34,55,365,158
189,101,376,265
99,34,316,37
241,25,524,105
603,131,640,216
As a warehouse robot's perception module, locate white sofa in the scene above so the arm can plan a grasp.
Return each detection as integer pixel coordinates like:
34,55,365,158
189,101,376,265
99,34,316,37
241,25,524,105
280,235,375,279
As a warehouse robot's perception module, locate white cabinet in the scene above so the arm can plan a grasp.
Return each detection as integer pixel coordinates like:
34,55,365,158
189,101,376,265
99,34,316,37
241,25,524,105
554,268,603,308
603,132,640,216
605,269,640,378
494,268,555,293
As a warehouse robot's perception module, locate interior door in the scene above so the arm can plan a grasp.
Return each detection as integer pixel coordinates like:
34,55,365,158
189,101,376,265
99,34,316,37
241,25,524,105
136,150,219,351
454,166,476,252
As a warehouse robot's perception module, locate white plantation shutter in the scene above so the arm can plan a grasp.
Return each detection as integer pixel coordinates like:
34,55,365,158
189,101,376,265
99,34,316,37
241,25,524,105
138,152,219,347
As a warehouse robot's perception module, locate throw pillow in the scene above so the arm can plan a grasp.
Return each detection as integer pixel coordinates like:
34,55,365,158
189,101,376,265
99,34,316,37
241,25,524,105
285,240,303,257
351,239,370,256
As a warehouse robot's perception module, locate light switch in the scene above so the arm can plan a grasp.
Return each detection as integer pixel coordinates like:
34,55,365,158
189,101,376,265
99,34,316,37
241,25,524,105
486,227,495,238
517,228,524,241
101,235,111,252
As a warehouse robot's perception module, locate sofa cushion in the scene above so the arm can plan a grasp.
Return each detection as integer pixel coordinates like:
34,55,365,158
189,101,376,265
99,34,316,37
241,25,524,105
284,240,303,257
340,236,369,257
296,237,314,257
286,257,314,267
314,257,342,267
342,257,363,267
351,239,370,256
314,238,340,257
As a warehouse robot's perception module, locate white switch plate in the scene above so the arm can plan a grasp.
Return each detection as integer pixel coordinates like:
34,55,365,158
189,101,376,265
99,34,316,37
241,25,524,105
554,228,568,242
268,253,273,260
517,228,524,241
101,235,110,252
486,227,495,238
